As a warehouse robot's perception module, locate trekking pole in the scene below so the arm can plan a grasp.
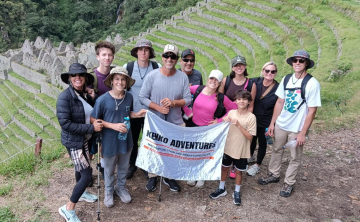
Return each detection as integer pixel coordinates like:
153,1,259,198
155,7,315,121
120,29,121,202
158,114,167,202
96,124,102,221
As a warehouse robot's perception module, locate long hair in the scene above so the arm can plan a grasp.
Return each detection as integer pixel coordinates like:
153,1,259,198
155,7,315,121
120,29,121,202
229,69,249,79
260,62,277,77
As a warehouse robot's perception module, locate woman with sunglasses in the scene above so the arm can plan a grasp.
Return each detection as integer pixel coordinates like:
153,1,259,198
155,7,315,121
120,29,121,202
183,70,237,188
57,63,103,221
246,62,279,176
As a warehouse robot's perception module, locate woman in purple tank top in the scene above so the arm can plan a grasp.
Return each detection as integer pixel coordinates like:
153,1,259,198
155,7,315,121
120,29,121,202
219,55,256,113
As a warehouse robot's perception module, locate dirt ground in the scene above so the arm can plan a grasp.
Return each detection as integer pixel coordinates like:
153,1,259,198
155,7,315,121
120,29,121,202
2,127,360,221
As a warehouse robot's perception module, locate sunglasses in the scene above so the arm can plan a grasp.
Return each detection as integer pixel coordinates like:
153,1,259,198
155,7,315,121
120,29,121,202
70,73,85,77
292,58,306,64
182,58,195,63
162,53,178,60
264,69,277,74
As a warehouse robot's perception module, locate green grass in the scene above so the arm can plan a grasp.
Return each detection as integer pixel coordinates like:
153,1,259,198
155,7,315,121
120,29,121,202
36,93,56,109
0,183,13,196
0,207,17,222
20,108,49,126
28,100,55,118
0,91,18,116
43,124,60,138
14,113,43,134
0,83,26,109
8,71,41,90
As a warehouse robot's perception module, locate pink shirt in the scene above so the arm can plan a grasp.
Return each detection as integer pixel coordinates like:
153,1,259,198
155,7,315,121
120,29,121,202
183,85,237,126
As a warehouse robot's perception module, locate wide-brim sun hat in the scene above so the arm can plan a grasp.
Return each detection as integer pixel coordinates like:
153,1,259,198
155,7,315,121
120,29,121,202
286,49,315,69
104,66,136,88
61,63,94,86
130,39,156,59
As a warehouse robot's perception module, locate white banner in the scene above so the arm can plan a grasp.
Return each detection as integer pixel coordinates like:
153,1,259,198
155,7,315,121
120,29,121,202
136,111,230,180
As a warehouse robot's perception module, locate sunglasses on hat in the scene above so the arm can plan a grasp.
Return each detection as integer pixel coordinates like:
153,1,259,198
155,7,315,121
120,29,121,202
162,53,178,60
292,58,306,64
264,69,277,74
70,73,85,77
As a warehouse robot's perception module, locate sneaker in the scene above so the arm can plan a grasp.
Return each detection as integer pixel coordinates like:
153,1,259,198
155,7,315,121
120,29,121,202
280,183,293,197
126,165,137,179
58,205,81,222
209,188,227,199
163,178,181,192
258,174,280,185
187,180,196,186
248,155,256,163
104,191,114,208
79,190,98,203
115,187,132,203
195,180,205,188
232,191,241,206
247,164,260,176
229,166,236,179
146,177,157,192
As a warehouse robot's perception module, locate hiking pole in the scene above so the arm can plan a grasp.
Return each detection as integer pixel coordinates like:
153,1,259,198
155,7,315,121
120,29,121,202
96,125,102,221
158,114,167,202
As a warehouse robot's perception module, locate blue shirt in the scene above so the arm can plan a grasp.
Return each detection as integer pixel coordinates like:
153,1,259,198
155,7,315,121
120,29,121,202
91,92,134,157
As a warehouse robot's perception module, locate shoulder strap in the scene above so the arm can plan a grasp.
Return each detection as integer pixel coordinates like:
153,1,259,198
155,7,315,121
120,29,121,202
87,68,98,92
300,74,313,100
214,93,226,119
126,61,135,77
191,85,205,108
283,74,292,90
244,78,250,90
260,81,276,99
151,61,159,69
224,76,231,94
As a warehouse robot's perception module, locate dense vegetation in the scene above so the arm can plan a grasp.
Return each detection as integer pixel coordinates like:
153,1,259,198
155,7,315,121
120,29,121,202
0,0,201,53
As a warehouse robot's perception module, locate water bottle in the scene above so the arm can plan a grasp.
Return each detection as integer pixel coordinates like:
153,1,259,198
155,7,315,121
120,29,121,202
265,128,273,144
282,139,297,149
118,116,130,140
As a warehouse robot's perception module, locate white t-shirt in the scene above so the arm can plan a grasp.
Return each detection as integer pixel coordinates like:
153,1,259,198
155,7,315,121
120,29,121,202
275,73,321,133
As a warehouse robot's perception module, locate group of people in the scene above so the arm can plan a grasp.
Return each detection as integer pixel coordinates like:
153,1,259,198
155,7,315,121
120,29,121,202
56,39,321,221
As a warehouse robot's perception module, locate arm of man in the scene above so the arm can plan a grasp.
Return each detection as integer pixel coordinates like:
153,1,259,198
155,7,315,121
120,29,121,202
296,107,317,146
267,97,284,137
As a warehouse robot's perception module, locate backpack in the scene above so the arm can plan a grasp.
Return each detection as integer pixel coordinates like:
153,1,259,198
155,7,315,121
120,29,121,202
192,85,227,119
283,73,313,110
87,66,115,93
126,61,159,91
224,76,251,95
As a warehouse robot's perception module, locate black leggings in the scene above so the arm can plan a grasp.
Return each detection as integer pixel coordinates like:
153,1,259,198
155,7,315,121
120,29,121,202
129,117,144,166
70,167,92,203
250,127,267,165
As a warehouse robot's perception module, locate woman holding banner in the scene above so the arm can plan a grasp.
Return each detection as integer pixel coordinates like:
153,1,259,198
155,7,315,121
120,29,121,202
183,70,237,188
56,63,103,221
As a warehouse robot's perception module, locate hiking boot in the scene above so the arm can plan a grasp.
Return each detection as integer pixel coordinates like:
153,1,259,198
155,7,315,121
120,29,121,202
258,174,280,185
126,165,137,179
247,164,260,176
280,183,293,197
115,187,132,203
195,180,205,188
146,177,157,192
187,180,196,186
79,190,98,203
163,178,181,192
229,166,236,179
232,191,242,206
104,191,114,208
209,188,227,199
58,204,81,222
247,155,256,164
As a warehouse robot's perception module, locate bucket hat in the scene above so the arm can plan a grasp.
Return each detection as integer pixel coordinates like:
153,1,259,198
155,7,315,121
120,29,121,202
286,50,315,69
61,63,94,86
130,39,155,59
231,55,247,67
104,66,135,88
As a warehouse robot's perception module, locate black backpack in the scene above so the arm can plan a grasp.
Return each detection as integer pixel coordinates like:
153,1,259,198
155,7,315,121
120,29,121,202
126,61,159,91
192,85,226,119
283,73,313,110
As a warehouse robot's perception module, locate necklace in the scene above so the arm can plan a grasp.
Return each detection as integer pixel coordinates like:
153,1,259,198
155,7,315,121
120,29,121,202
138,61,149,80
113,91,126,110
291,71,305,85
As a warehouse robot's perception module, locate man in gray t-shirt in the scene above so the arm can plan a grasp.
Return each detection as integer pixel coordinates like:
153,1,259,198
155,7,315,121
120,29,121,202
179,48,203,86
139,44,191,193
